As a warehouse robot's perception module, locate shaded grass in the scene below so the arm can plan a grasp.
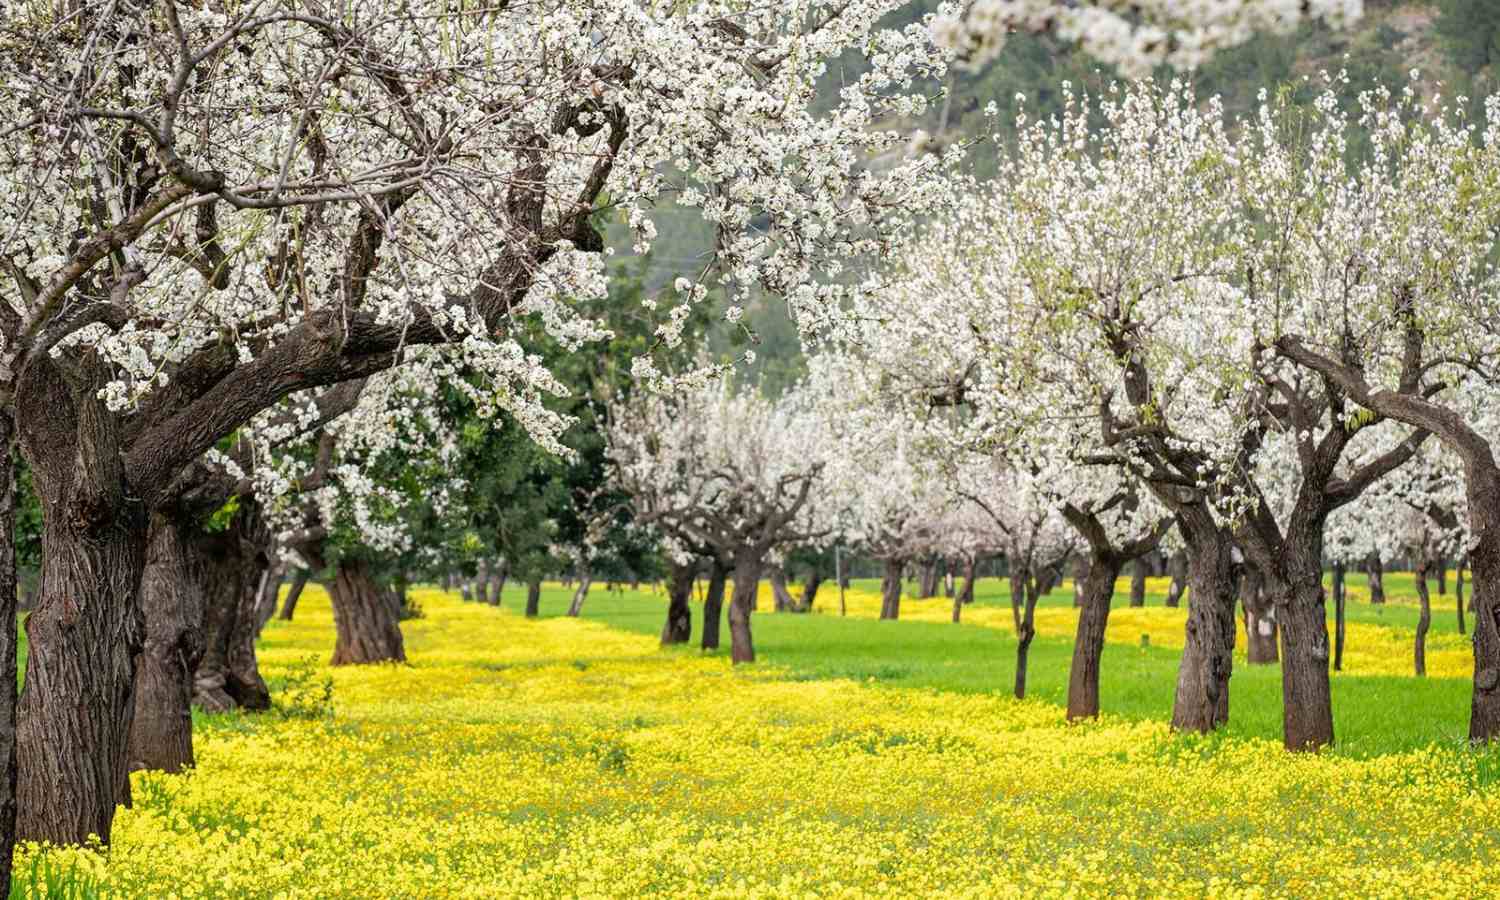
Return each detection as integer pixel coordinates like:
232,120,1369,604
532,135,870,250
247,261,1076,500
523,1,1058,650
502,575,1472,757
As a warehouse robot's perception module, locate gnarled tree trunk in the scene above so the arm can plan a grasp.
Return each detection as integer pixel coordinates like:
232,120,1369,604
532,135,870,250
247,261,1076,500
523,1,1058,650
701,562,726,650
128,513,203,774
525,578,541,618
328,559,406,665
1129,558,1147,607
770,567,797,612
728,550,763,663
661,564,694,645
1164,551,1186,607
1071,556,1088,608
917,557,939,599
0,414,20,891
879,558,903,620
796,570,822,612
1068,554,1123,720
1367,554,1385,604
279,570,309,620
489,560,508,607
1171,535,1236,733
1014,575,1040,700
567,569,591,617
1415,558,1432,678
1332,562,1346,672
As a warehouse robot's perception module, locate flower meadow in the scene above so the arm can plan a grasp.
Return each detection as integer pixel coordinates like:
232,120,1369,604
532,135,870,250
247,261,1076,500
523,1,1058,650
15,586,1500,898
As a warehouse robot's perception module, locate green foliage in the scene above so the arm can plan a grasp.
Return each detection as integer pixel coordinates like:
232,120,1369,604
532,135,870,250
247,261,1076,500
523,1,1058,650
200,494,241,533
1438,0,1500,73
9,851,107,899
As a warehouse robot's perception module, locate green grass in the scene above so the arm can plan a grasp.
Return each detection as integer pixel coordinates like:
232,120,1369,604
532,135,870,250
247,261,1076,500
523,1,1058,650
501,575,1473,758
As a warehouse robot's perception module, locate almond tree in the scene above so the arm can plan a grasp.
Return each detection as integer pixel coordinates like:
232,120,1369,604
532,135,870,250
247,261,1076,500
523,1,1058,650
0,0,960,851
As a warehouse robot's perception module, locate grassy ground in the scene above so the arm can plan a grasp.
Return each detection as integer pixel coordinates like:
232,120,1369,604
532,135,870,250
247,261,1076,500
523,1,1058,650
14,584,1500,898
511,572,1474,757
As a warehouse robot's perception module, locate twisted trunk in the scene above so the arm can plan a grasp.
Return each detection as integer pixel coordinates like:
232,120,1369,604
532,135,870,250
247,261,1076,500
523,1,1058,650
1014,575,1040,700
127,514,202,774
525,578,541,618
475,560,492,605
16,367,147,845
1415,558,1432,678
0,415,19,891
701,561,727,650
796,570,822,612
490,561,508,607
770,567,796,612
1068,554,1123,720
1171,535,1236,733
661,564,694,645
567,569,591,617
1240,567,1278,665
879,557,903,620
192,531,241,713
1164,551,1186,607
328,559,406,665
728,550,763,663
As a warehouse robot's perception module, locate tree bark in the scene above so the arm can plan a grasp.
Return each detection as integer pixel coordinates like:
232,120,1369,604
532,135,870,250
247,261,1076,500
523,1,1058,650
525,578,541,618
957,556,977,610
192,531,240,713
701,561,727,650
1008,571,1024,633
1367,554,1385,604
328,558,406,665
879,557,903,620
1014,575,1040,700
1171,535,1236,733
661,564,694,645
1272,577,1333,750
728,550,762,663
0,413,19,893
1240,567,1279,665
16,369,147,845
226,546,272,709
770,566,797,612
475,560,492,605
917,557,939,599
796,570,822,612
1438,559,1447,596
278,570,309,620
1332,562,1346,672
567,569,591,617
1129,558,1147,608
127,513,203,774
1071,555,1088,608
1415,558,1432,678
489,561,508,607
1068,553,1123,720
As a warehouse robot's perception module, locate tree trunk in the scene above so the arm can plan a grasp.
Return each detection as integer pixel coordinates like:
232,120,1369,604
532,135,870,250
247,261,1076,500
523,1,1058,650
770,567,796,612
1469,516,1500,741
661,565,694,645
1068,553,1123,720
1165,551,1186,608
1129,558,1147,608
1272,575,1334,751
702,561,727,650
475,560,492,605
127,514,203,774
1014,576,1040,700
1008,571,1024,633
879,558,903,620
1241,567,1279,665
1367,554,1385,604
460,583,473,602
0,414,20,891
728,551,762,663
1438,559,1448,596
1171,536,1236,733
957,557,977,609
567,570,591,617
944,563,955,598
1458,561,1467,635
1332,562,1346,672
279,570,309,621
490,561,508,607
1415,558,1432,678
192,531,241,713
918,557,939,599
328,559,406,665
525,579,541,618
16,381,147,845
226,550,271,709
796,571,822,612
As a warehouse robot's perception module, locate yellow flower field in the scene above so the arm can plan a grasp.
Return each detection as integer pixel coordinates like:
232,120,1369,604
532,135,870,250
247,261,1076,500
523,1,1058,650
16,587,1500,898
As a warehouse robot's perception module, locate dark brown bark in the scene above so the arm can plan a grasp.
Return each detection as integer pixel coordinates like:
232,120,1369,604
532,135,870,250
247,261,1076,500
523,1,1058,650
796,571,822,612
1008,571,1024,633
475,560,492,605
191,531,240,713
567,569,591,617
328,558,406,665
1240,567,1279,665
127,513,202,774
253,560,283,635
1415,558,1432,678
490,561,508,607
917,557,939,599
1171,534,1236,733
728,551,762,663
701,561,727,650
1332,562,1346,672
1438,559,1448,595
16,365,147,845
879,558,903,620
1164,551,1186,607
0,413,19,894
1367,554,1385,604
1071,555,1088,608
524,579,541,618
1014,575,1040,700
661,564,694,645
1068,554,1123,720
1129,558,1147,607
279,570,309,620
1273,578,1333,750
